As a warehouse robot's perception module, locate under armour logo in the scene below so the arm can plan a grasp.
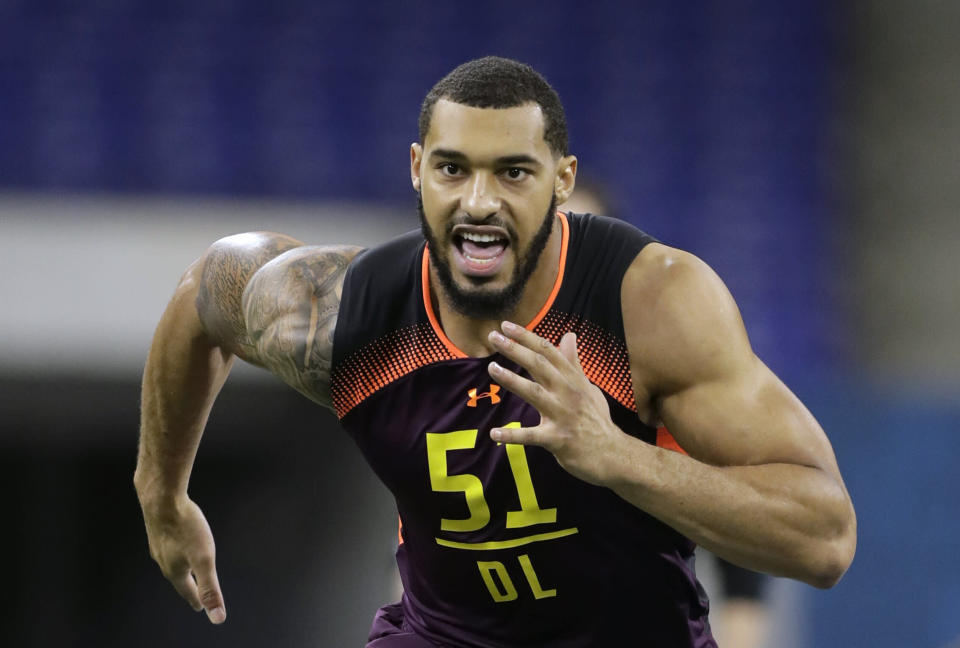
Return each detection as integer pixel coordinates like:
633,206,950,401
467,384,501,407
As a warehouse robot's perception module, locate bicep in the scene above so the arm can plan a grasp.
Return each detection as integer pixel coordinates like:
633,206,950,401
658,359,841,476
624,245,840,475
195,232,306,360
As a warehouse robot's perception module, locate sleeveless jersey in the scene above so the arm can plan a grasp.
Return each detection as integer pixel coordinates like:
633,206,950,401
331,212,715,647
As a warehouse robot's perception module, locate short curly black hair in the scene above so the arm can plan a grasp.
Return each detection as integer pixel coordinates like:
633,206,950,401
418,56,568,157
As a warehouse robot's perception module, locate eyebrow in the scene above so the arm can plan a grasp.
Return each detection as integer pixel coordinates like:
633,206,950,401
429,149,543,167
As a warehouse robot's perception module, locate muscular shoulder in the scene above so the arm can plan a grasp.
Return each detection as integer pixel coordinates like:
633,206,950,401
622,243,753,402
242,244,363,407
196,232,307,359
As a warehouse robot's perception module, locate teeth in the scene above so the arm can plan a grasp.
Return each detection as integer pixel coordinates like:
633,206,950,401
462,232,504,243
464,255,496,265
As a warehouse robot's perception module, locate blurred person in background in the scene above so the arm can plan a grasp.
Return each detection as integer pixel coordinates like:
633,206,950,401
562,181,771,648
135,56,855,647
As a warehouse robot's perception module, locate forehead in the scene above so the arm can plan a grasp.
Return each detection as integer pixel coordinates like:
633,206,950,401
424,99,552,160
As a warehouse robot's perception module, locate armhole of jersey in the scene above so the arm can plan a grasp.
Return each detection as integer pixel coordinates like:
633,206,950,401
331,252,362,369
615,226,666,437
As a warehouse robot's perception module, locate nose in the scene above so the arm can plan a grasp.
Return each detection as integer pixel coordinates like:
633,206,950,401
461,171,500,219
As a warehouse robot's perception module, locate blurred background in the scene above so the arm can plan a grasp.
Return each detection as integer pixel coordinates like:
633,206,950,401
1,1,958,646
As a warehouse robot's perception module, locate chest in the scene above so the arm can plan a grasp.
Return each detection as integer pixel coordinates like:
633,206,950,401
343,357,539,497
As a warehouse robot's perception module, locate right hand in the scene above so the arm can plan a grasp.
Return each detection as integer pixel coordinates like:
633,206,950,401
141,495,226,624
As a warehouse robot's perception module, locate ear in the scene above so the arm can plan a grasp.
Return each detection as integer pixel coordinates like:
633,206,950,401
554,155,578,205
410,143,424,192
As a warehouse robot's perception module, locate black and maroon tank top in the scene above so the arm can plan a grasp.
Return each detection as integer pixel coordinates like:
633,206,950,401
331,212,715,647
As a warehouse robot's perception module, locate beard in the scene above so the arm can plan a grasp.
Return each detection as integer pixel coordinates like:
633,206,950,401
419,193,557,320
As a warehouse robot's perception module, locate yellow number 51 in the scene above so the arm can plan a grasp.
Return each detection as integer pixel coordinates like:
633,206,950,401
426,423,557,533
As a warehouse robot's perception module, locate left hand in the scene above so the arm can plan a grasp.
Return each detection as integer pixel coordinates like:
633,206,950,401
487,321,625,486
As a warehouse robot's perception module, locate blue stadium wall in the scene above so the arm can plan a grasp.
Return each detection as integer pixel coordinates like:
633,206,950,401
2,2,957,646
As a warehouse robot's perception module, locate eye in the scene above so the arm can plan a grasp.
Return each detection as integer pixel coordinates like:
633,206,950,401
440,163,462,176
504,167,528,180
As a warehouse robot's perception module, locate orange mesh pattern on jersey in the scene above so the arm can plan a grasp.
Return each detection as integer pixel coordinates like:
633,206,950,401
331,323,456,419
533,310,637,412
333,309,636,418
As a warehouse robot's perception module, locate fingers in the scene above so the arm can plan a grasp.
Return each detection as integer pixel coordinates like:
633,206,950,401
488,360,556,414
160,550,225,623
170,568,204,612
491,421,544,447
165,561,225,623
194,558,227,624
488,322,570,386
487,323,586,410
558,331,581,368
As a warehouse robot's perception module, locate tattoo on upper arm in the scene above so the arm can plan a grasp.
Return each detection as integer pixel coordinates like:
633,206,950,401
195,233,305,360
242,245,362,408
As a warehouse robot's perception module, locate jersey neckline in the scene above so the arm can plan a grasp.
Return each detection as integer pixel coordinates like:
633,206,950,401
421,211,570,359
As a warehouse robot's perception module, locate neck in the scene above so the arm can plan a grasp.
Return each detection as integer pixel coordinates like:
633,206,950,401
429,214,564,357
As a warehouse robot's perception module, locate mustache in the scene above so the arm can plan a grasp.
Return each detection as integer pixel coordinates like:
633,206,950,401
417,194,518,241
446,213,508,229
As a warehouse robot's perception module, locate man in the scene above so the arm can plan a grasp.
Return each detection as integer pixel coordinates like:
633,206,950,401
135,57,856,647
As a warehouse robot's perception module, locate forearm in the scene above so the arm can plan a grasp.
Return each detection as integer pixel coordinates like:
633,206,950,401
607,435,856,588
134,263,234,506
135,232,306,504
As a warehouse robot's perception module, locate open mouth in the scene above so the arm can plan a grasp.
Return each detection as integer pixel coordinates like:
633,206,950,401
451,225,510,275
